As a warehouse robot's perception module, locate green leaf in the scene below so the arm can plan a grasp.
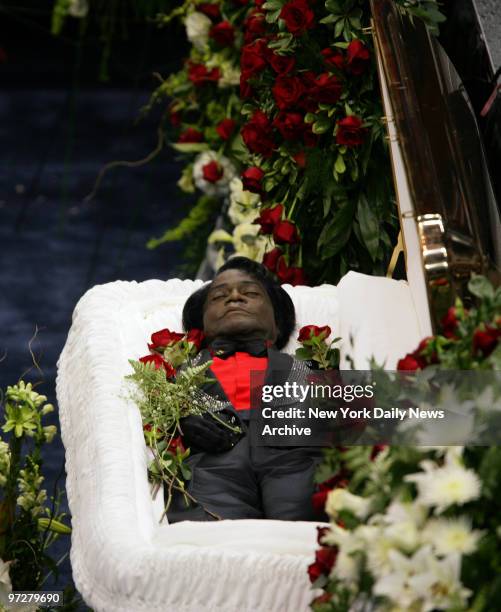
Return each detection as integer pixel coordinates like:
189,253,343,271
295,347,313,361
468,275,494,300
319,14,339,24
334,154,346,174
357,194,379,261
171,142,210,153
312,117,332,134
318,200,355,257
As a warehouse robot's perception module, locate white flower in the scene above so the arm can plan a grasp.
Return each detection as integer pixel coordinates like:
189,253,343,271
405,460,481,514
384,501,427,529
231,223,268,262
324,524,363,584
228,178,261,225
218,62,241,88
325,488,370,520
422,517,483,556
193,151,236,197
68,0,88,18
185,12,212,50
0,558,12,603
408,553,471,611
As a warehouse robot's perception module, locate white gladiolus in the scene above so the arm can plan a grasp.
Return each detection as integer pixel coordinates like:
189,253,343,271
193,152,236,197
326,488,370,519
218,62,241,88
228,178,261,225
185,12,212,50
422,517,483,556
68,0,88,18
405,460,481,514
231,223,268,262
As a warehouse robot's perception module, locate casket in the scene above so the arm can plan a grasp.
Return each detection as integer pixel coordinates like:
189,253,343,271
56,2,499,610
56,274,426,612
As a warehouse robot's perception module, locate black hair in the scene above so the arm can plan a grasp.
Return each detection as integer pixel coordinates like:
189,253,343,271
182,257,296,350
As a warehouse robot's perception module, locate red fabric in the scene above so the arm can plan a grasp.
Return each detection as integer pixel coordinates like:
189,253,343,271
210,353,268,410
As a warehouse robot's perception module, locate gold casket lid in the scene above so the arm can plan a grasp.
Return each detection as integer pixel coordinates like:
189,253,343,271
371,0,501,331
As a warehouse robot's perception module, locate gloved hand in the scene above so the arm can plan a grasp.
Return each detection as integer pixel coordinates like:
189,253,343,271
180,409,244,453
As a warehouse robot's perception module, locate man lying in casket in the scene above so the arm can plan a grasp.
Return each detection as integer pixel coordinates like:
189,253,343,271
167,257,324,523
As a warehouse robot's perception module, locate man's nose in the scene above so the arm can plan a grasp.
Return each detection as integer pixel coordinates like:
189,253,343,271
225,287,246,303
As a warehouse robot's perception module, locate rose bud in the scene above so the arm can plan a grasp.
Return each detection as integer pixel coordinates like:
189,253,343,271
241,166,264,193
335,115,367,147
139,354,176,378
255,204,284,234
167,436,186,454
280,0,315,36
262,247,283,272
298,325,331,342
397,353,422,371
273,219,300,244
202,160,224,183
186,328,205,350
149,328,184,349
441,306,459,339
209,20,235,47
197,2,221,20
473,326,501,357
177,128,204,143
293,150,306,168
346,39,370,75
216,118,236,140
321,47,344,70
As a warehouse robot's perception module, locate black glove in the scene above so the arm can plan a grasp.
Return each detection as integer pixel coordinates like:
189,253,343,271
180,409,244,453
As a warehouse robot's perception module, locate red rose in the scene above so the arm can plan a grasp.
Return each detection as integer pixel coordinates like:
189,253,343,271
272,75,305,110
187,328,205,350
202,160,224,183
149,328,184,349
269,53,296,75
312,593,332,605
321,47,344,70
397,353,422,371
307,547,338,583
244,12,266,43
169,109,182,127
255,204,284,234
311,73,342,105
415,336,439,364
241,110,275,157
209,20,235,46
197,3,221,20
276,257,308,286
273,220,300,244
336,115,366,147
273,112,305,140
262,247,283,272
441,306,459,339
167,436,186,454
240,72,253,99
216,118,236,140
298,325,331,342
346,40,370,75
241,166,264,192
370,444,387,460
293,150,306,167
473,326,501,357
241,40,268,76
303,126,318,147
139,354,176,378
188,62,221,86
280,0,315,36
177,128,204,143
312,489,329,514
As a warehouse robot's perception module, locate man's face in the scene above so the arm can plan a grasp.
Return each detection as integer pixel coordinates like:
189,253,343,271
203,269,278,343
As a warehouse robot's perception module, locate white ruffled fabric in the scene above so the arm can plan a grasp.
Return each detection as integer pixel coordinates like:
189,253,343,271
56,273,427,611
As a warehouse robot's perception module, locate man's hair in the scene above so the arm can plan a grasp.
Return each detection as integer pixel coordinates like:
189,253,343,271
182,257,296,350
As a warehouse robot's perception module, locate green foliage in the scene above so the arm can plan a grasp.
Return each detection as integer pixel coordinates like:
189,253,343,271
147,195,220,248
0,381,70,591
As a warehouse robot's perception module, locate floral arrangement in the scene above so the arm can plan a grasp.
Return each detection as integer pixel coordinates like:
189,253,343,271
295,324,341,370
146,0,444,285
126,327,241,518
308,275,501,611
0,381,71,598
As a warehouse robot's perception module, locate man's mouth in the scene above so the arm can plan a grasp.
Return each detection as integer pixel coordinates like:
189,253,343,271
224,307,249,315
